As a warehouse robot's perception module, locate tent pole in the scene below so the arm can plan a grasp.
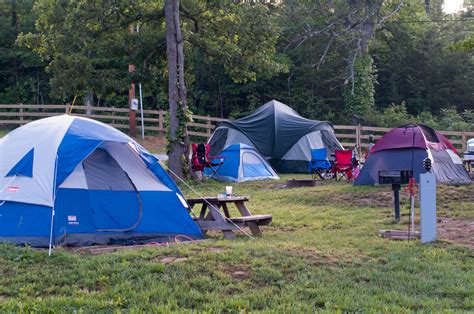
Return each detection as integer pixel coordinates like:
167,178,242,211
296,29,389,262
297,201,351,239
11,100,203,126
139,83,145,140
48,155,58,256
48,207,55,256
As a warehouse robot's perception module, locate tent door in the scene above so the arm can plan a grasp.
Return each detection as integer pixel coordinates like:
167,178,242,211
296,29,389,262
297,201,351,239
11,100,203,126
82,148,142,232
242,152,273,177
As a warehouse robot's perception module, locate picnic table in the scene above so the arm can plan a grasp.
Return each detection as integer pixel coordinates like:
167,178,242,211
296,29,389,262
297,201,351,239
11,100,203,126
187,196,272,239
462,156,473,173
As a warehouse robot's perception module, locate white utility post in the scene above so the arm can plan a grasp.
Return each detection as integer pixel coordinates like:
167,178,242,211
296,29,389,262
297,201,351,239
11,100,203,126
139,83,145,140
419,172,437,243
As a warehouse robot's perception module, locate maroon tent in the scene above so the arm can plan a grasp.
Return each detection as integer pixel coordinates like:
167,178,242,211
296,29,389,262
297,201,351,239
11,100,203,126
355,124,471,185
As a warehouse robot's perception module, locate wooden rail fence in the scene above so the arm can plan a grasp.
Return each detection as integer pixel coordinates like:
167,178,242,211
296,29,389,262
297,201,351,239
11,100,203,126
1,104,473,152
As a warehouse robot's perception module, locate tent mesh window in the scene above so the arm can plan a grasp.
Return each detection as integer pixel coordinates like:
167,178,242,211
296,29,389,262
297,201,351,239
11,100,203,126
418,124,439,143
82,148,134,190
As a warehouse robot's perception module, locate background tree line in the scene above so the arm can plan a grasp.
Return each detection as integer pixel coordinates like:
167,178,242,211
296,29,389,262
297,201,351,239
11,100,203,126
0,0,473,130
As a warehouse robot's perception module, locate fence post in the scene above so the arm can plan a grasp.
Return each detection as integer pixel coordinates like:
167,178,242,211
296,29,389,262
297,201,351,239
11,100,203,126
65,103,70,114
158,109,164,132
461,131,466,152
206,115,212,139
19,104,24,123
357,124,362,157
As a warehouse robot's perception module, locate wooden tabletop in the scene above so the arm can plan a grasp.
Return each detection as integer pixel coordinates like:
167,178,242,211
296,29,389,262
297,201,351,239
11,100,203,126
187,196,249,204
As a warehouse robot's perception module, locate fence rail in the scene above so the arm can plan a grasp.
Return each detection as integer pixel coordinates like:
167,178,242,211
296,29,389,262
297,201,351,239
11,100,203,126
1,104,473,152
0,104,225,139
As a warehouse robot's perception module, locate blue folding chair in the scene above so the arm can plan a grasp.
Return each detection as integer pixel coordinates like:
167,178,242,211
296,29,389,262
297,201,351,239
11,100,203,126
308,148,332,179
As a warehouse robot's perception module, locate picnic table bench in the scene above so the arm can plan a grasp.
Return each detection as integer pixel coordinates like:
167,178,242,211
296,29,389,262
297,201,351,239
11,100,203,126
187,196,272,239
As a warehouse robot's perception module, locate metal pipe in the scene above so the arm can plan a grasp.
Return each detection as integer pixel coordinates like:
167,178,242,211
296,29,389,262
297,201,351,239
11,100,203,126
139,83,144,140
392,184,401,221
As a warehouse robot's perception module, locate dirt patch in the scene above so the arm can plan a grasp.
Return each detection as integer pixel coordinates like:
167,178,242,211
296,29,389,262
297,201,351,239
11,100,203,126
221,264,252,280
136,136,166,153
438,217,474,249
335,190,396,208
206,247,227,253
271,183,288,189
437,186,474,211
321,185,473,210
331,186,473,249
218,263,252,280
266,226,298,233
158,256,189,264
288,247,343,267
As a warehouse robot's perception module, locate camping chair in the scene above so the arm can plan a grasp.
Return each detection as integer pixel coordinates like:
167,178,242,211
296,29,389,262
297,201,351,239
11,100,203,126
332,149,353,181
308,148,332,179
191,143,225,178
351,149,361,180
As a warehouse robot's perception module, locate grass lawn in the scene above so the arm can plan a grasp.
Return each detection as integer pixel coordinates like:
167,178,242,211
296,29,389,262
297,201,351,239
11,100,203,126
1,174,473,312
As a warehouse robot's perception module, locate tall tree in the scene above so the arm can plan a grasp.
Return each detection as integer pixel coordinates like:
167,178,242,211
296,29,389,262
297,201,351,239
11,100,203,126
18,0,160,106
372,0,474,115
282,0,403,123
165,0,190,179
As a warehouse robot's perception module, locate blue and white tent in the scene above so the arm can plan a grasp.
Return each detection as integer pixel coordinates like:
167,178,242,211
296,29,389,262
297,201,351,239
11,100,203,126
0,115,203,247
206,144,279,182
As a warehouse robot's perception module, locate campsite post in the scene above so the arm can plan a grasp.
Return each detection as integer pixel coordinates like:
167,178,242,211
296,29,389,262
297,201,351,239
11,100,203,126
420,158,437,243
392,184,401,221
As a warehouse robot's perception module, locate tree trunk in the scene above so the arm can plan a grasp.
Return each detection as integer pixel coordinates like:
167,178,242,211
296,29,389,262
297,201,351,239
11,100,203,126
165,0,190,180
357,0,382,55
11,0,19,103
218,78,224,118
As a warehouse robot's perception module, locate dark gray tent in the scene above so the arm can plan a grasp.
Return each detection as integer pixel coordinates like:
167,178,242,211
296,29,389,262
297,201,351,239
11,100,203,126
208,100,343,173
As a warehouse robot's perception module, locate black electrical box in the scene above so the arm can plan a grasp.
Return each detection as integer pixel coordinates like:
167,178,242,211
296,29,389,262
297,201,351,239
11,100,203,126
378,170,413,185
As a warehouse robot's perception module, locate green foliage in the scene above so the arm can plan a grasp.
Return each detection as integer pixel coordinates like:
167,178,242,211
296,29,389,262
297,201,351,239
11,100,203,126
449,36,474,52
18,0,151,104
373,2,474,115
0,0,49,103
185,1,288,84
343,55,377,123
0,0,472,127
371,102,411,127
1,175,473,312
368,103,473,131
437,107,472,131
16,0,287,108
165,105,193,152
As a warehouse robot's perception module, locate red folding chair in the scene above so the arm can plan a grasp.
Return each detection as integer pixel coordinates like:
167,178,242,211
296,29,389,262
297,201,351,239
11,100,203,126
332,149,353,181
191,143,225,177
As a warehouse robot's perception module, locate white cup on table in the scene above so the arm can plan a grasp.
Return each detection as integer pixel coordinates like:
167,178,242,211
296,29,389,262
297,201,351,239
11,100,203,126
225,186,233,197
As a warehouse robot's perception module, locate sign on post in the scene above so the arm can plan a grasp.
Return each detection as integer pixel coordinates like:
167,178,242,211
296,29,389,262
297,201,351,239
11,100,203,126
131,98,139,111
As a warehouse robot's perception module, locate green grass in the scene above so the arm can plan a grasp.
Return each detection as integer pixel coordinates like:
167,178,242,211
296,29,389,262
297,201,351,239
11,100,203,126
1,175,473,312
